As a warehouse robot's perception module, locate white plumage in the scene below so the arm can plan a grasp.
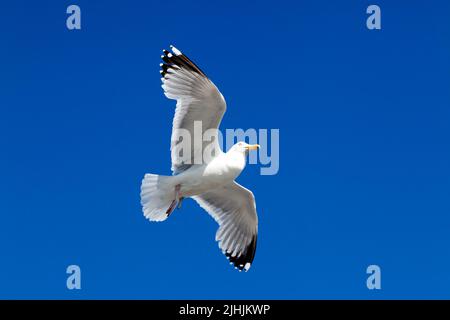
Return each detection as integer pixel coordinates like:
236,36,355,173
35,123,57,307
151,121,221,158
141,45,259,271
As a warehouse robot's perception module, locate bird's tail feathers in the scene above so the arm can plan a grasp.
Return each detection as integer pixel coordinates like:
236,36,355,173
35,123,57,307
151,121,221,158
140,173,176,222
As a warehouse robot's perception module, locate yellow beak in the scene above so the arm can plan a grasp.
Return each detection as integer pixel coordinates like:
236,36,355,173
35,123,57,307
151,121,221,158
245,144,260,151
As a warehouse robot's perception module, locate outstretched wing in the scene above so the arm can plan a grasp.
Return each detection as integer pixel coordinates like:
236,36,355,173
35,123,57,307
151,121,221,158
160,46,226,175
192,182,258,271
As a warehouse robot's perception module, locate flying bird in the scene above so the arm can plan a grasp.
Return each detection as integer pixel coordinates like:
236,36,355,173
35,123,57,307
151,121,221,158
140,45,260,271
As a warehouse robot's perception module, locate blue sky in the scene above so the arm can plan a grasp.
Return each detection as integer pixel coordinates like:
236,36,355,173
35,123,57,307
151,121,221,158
0,0,449,299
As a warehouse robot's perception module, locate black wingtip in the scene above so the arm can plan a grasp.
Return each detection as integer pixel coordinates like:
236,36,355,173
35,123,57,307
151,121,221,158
225,235,257,272
159,46,207,78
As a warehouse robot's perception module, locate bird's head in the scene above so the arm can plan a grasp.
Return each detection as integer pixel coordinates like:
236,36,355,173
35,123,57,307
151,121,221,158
230,142,260,155
226,142,260,172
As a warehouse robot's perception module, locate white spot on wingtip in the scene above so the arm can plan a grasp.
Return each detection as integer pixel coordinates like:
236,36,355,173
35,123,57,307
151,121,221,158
244,262,251,271
171,46,182,56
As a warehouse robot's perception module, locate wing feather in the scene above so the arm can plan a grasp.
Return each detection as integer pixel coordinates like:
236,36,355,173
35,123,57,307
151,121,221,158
192,182,258,271
160,46,226,175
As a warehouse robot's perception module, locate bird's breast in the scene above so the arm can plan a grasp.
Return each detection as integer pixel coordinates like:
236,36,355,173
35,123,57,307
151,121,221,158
178,158,242,197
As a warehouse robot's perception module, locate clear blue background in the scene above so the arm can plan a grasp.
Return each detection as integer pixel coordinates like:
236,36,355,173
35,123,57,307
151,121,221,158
1,0,449,299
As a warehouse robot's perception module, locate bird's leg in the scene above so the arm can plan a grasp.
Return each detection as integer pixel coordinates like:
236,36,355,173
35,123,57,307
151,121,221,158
174,184,183,209
177,197,184,209
166,184,182,216
166,200,177,217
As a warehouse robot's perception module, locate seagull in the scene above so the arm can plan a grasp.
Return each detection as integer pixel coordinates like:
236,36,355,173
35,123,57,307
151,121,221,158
140,45,260,271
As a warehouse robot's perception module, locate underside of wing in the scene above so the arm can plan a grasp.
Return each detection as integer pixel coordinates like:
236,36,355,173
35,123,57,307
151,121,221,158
192,182,258,271
160,46,227,175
